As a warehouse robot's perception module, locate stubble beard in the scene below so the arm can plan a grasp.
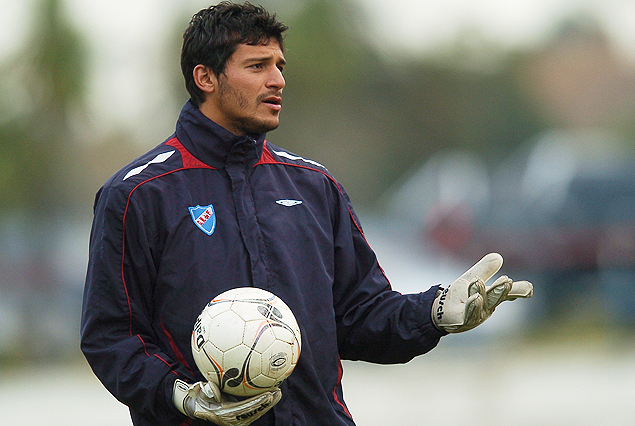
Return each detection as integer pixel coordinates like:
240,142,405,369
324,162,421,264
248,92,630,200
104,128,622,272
217,80,280,135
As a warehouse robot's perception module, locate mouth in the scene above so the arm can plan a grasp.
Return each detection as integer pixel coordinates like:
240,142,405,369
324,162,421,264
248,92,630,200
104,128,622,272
262,95,282,111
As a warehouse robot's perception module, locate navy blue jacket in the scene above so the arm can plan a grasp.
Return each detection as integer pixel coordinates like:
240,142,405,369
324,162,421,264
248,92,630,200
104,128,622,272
81,100,446,426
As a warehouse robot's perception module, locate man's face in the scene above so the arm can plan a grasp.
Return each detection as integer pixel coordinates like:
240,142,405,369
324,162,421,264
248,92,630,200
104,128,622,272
203,40,286,135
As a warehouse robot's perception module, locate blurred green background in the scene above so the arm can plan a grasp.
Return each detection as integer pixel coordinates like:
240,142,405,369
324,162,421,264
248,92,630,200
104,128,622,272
1,0,635,424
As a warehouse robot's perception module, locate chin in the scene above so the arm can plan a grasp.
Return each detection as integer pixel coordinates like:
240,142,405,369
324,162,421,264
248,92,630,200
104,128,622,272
234,115,280,135
252,120,280,134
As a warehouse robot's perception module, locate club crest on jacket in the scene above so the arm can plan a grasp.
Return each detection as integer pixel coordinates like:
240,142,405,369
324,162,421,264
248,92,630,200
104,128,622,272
189,204,216,236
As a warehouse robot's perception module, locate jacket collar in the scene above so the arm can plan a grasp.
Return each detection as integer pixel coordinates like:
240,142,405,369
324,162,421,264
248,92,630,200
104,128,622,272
174,100,266,169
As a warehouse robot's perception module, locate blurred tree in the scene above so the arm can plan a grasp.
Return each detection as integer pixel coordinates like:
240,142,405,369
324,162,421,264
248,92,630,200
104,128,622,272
378,54,544,180
271,0,408,205
516,14,635,136
0,0,87,213
262,0,544,206
0,0,93,362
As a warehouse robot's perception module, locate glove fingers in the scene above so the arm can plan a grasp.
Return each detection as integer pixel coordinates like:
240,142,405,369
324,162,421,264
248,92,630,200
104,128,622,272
270,387,282,407
506,280,533,300
485,276,512,310
457,292,485,332
458,253,503,285
216,389,276,411
464,282,486,325
214,389,281,426
467,279,485,297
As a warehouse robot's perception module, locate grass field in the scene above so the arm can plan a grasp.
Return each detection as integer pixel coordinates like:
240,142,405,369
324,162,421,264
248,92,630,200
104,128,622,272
1,335,634,426
343,335,635,426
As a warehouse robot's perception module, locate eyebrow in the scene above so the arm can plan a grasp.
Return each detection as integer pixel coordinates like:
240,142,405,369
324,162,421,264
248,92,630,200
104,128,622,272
245,55,287,66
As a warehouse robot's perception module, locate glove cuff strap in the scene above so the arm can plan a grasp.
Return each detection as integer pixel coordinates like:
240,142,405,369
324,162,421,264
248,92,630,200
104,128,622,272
173,379,195,418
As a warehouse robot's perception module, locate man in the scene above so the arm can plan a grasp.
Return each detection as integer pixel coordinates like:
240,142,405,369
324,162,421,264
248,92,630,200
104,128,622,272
81,3,533,426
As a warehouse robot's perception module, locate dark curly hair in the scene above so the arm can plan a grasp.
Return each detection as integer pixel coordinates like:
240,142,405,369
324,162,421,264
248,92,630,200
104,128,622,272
181,2,289,106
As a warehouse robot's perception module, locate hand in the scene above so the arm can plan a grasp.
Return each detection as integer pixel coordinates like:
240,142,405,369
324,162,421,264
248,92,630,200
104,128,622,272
431,253,533,333
173,379,281,426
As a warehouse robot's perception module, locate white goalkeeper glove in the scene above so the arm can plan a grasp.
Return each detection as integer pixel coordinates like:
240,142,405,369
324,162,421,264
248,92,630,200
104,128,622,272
173,379,281,426
432,253,533,333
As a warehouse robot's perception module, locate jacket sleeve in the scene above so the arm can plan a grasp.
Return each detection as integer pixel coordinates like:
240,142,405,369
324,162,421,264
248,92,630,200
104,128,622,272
80,184,191,423
332,187,447,364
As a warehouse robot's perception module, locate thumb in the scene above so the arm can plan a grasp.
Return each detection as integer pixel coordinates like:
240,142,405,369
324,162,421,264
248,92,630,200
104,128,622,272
201,381,223,403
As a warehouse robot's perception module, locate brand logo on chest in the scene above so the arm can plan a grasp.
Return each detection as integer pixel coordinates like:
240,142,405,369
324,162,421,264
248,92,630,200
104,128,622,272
276,199,302,207
188,204,217,236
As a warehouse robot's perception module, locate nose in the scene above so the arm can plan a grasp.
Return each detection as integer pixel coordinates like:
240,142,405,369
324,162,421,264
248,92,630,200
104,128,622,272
267,67,285,90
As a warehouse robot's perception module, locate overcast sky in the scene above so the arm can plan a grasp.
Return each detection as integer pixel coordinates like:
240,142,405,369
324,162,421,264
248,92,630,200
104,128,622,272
358,0,635,56
3,0,635,131
4,0,635,56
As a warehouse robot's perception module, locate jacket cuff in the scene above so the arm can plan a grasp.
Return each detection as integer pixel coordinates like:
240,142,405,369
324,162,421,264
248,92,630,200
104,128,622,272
420,285,449,339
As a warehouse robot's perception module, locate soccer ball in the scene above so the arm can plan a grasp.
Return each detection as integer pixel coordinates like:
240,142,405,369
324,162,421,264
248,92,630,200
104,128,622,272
191,287,302,397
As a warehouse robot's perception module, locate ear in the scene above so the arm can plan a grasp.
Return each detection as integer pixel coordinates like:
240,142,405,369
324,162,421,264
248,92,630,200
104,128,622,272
193,65,217,95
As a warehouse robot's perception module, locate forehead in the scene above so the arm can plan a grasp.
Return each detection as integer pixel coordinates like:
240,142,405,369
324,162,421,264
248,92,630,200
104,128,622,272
230,40,284,62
